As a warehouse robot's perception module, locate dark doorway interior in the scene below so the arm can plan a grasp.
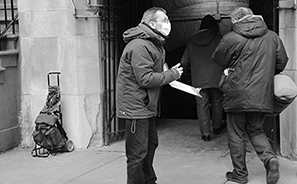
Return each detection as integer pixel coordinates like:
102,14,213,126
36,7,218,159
160,45,198,119
249,0,279,32
249,0,280,153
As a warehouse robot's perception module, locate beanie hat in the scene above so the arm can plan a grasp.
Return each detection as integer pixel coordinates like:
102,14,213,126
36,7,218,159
200,14,217,30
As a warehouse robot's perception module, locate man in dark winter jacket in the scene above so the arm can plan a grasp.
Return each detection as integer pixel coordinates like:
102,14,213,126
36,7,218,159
212,7,288,184
181,14,225,142
116,7,183,184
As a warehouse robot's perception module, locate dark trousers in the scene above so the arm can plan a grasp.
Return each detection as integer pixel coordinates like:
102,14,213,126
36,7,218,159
195,88,223,135
227,112,277,179
124,117,158,184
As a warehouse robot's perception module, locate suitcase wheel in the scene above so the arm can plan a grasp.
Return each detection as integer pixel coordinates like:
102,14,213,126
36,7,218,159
66,140,74,152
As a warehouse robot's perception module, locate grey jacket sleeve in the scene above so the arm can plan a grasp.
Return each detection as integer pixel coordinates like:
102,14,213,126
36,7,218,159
131,45,180,88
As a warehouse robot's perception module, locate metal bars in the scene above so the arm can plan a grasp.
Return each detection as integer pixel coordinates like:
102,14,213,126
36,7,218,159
0,0,18,36
249,0,280,152
249,0,279,32
100,0,152,145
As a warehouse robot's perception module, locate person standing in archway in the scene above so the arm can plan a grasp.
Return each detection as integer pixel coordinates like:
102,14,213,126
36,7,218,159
181,14,225,142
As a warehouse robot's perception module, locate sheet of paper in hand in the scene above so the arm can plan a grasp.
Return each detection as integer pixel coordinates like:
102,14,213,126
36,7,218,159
169,81,202,97
163,63,202,97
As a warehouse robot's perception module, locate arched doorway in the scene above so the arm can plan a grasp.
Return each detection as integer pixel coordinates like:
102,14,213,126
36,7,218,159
101,0,280,151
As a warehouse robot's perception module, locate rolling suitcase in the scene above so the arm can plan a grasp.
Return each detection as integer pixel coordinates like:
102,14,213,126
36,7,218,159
31,72,74,157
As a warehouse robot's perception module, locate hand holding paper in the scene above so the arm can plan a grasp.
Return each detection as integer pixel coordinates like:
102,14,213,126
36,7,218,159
164,63,183,78
163,63,202,97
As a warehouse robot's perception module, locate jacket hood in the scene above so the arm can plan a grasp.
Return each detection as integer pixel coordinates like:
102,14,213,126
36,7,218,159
232,15,268,38
200,14,217,30
123,23,166,46
190,28,219,46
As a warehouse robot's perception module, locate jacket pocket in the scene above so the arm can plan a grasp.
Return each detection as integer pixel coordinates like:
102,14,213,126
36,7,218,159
219,68,234,92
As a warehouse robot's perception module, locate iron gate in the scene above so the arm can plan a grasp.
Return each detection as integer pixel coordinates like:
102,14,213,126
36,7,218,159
100,0,152,145
249,0,280,152
249,0,279,32
0,0,18,37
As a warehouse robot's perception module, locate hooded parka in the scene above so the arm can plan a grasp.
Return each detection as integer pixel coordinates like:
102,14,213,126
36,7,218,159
212,15,288,113
181,28,223,88
116,23,180,119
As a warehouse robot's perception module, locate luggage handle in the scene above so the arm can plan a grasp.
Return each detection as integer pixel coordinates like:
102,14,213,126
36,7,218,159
47,71,61,86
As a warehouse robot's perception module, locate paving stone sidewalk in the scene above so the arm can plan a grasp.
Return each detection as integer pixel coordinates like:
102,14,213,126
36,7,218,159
1,118,297,184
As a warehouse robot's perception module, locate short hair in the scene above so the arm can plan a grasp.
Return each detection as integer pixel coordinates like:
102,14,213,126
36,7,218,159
230,7,253,23
141,7,167,23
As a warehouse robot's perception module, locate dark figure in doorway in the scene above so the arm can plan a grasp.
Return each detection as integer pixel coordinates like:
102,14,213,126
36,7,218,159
181,14,225,142
212,7,288,184
116,7,183,184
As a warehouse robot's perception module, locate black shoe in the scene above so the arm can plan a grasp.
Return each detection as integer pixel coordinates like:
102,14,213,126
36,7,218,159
266,158,279,184
201,135,210,142
213,120,227,135
225,171,248,184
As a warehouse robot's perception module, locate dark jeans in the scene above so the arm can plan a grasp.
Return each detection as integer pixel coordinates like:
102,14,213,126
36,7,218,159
124,117,158,184
195,88,223,135
227,112,277,180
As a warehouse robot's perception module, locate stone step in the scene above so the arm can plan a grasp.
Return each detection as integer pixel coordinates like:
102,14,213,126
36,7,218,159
0,48,18,68
0,34,18,50
0,49,18,56
0,34,19,69
0,48,18,84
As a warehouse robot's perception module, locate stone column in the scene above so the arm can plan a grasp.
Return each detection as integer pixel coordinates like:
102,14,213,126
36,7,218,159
18,0,103,149
278,0,297,159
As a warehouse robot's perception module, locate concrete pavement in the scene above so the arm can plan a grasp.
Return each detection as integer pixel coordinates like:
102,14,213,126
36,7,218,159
1,118,297,184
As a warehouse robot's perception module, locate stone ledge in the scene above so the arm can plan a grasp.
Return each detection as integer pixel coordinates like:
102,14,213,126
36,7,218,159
0,67,5,84
0,49,19,56
0,34,19,51
0,49,19,67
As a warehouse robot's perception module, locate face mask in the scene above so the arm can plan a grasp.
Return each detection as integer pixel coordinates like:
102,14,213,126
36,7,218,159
155,22,171,36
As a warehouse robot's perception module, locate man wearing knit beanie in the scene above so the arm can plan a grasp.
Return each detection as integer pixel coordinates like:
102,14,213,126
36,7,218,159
181,15,225,142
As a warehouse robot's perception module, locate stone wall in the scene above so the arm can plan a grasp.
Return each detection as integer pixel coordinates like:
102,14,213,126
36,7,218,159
18,0,103,149
278,0,297,159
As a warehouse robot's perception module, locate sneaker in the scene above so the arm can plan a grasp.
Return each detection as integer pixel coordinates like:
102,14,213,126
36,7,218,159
266,158,279,184
213,120,227,135
225,171,248,184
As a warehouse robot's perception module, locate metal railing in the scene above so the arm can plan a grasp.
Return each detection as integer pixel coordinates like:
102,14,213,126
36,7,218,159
0,0,18,37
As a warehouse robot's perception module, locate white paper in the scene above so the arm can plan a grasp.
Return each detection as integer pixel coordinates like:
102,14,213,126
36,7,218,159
169,81,202,97
163,63,202,97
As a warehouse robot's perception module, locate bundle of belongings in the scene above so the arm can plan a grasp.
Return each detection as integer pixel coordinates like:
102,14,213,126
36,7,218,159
274,74,297,114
